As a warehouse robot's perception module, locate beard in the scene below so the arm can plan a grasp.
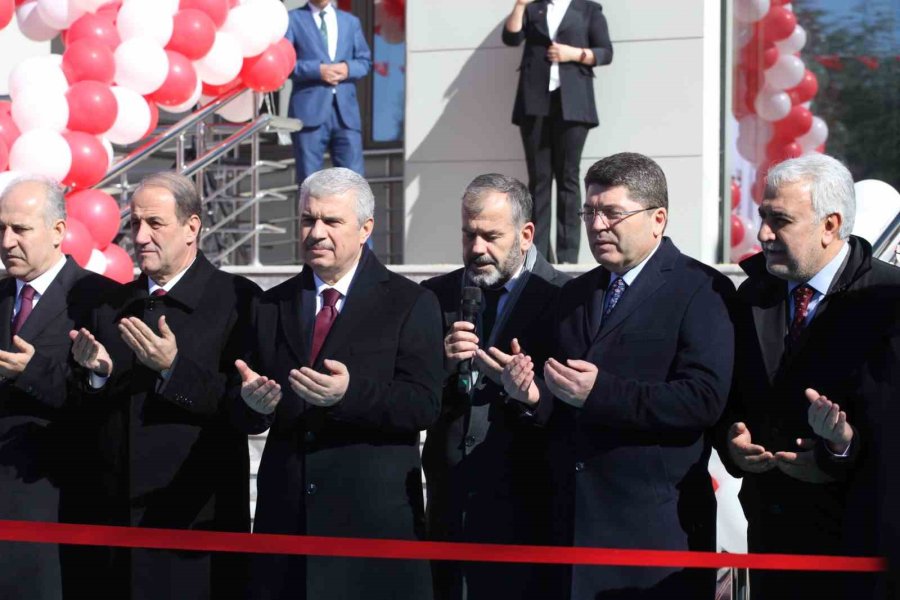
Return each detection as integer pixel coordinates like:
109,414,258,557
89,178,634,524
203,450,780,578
465,245,524,289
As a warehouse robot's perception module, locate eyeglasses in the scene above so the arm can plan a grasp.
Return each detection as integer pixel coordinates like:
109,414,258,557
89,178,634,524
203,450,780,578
577,206,656,224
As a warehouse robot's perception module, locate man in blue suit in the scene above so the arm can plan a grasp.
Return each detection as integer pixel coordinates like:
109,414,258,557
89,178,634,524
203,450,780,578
285,1,372,184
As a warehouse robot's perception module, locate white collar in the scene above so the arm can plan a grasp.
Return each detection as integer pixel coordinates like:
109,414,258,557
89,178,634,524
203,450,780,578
148,256,197,295
611,239,662,287
309,2,333,17
17,255,67,298
313,258,360,299
788,241,850,297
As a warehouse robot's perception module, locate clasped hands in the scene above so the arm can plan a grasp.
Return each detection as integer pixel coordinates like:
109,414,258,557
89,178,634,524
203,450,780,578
320,62,348,86
727,387,854,483
235,358,349,415
69,316,178,377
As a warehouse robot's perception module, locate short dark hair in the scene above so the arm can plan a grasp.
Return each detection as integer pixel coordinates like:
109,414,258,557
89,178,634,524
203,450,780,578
583,152,668,210
134,171,202,226
462,173,533,227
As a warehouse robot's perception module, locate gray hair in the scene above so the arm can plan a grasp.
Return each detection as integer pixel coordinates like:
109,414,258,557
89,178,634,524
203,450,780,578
765,154,855,239
299,167,374,226
134,171,202,226
0,175,67,225
462,173,532,228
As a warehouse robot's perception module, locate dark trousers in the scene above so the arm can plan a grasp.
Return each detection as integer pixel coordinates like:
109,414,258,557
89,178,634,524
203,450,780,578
518,90,590,264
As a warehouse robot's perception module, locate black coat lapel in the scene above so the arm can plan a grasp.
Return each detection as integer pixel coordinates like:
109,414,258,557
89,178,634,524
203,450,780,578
0,278,15,351
279,268,315,367
555,0,585,38
580,267,609,348
529,1,551,39
15,258,80,343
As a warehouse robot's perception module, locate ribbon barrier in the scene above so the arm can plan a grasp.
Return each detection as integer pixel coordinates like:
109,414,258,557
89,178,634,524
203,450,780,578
0,520,885,573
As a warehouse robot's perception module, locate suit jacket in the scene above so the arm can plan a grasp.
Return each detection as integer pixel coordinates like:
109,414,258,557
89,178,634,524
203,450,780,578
718,236,900,558
286,5,372,131
420,251,567,600
82,252,260,600
242,248,444,600
502,0,613,126
540,238,734,599
0,257,118,600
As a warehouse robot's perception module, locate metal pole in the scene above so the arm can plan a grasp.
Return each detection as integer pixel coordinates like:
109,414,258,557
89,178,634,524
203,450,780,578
250,92,262,266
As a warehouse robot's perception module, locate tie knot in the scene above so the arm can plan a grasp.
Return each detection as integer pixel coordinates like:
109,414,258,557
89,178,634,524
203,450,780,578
20,284,35,301
322,288,341,308
152,289,167,297
792,284,814,306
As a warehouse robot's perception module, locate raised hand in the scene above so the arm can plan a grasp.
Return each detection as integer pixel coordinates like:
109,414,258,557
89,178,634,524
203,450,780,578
289,359,349,408
118,315,177,372
805,387,853,454
475,336,523,385
69,328,113,376
0,336,36,379
726,422,775,474
444,320,479,371
775,437,836,483
543,358,597,408
235,359,281,415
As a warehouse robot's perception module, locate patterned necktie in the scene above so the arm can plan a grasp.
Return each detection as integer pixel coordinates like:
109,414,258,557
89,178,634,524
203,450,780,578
603,277,627,319
310,288,341,365
11,284,36,339
152,289,167,297
319,10,329,49
788,284,815,344
481,287,507,346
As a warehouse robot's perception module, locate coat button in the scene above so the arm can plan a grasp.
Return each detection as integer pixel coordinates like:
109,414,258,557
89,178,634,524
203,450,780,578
464,436,476,448
304,431,315,443
575,462,585,472
306,483,317,495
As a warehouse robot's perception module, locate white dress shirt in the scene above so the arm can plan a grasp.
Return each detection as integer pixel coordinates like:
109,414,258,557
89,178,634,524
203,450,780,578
310,2,338,62
546,0,573,92
787,241,850,326
313,259,360,316
603,240,662,317
12,255,67,319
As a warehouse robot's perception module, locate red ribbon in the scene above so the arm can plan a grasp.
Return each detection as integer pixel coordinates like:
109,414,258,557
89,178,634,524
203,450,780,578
0,520,884,572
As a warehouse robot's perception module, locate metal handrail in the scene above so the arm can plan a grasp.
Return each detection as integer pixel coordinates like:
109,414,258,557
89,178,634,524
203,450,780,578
873,211,900,261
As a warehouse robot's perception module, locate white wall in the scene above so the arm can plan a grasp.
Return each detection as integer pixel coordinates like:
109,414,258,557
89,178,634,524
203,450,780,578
404,0,724,265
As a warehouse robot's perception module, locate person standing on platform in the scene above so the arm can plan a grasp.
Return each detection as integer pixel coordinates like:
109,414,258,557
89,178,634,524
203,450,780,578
716,153,900,599
503,0,613,264
285,0,372,185
69,172,261,600
421,174,567,600
0,177,118,600
501,153,734,599
236,167,443,599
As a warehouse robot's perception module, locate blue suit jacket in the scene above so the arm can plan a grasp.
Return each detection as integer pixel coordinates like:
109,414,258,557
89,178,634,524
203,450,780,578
285,5,371,131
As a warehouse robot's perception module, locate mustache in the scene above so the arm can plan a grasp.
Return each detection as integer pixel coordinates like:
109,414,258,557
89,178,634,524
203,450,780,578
467,254,497,267
304,238,334,251
761,242,783,252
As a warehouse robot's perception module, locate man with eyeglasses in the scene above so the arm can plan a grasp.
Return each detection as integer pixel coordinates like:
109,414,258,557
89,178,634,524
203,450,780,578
495,152,735,598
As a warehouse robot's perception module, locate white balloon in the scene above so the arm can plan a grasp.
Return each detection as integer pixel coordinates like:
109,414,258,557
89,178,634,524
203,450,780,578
754,90,792,122
70,0,115,12
734,0,770,23
220,4,273,57
107,86,152,145
8,55,69,100
15,1,61,42
36,0,86,29
764,54,805,90
117,0,173,46
158,77,203,114
0,171,25,197
735,24,755,49
775,25,807,54
201,90,261,123
97,135,114,167
85,248,108,274
11,88,69,132
796,116,828,151
852,180,900,245
254,0,290,45
737,114,773,143
9,129,72,181
194,32,243,85
114,37,170,95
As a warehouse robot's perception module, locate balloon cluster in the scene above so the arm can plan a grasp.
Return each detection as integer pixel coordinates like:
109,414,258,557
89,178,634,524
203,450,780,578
0,0,295,282
730,0,826,261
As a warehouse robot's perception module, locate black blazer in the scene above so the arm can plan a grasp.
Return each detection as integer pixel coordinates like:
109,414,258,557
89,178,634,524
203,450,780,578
243,248,444,600
0,257,118,600
502,0,613,126
82,252,261,600
420,252,568,599
541,238,734,599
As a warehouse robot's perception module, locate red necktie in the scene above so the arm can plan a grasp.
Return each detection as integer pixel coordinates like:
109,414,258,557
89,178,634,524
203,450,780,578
309,288,341,365
152,289,167,297
11,284,36,340
788,284,814,344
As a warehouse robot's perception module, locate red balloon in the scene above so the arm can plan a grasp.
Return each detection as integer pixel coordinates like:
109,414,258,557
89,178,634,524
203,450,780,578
0,0,14,30
62,39,116,84
144,98,160,138
167,9,216,61
202,76,242,97
179,0,229,28
66,189,120,249
66,12,120,52
0,138,8,171
273,38,297,79
739,37,778,71
0,100,10,116
62,218,94,267
0,110,19,149
773,105,813,141
240,45,289,93
787,70,819,105
62,131,110,189
761,7,797,43
731,214,746,248
149,51,198,107
66,81,118,134
102,243,134,283
95,0,122,20
766,139,803,165
731,179,741,210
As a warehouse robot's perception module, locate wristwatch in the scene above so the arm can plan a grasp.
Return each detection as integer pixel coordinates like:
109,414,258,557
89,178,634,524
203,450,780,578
579,48,587,63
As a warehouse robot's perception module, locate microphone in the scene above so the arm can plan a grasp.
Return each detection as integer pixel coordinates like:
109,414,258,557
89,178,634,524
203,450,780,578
457,286,483,393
